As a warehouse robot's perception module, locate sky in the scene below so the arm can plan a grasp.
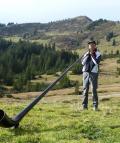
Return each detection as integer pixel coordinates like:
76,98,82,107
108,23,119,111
0,0,120,24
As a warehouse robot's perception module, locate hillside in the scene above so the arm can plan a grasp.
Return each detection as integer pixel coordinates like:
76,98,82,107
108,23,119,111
1,16,120,49
0,16,92,35
0,16,120,143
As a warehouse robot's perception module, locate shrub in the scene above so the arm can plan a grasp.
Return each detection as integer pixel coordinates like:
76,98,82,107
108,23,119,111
74,81,80,95
72,64,82,75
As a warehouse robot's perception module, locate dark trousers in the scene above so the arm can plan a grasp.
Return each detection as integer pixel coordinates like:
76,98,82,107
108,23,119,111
82,72,98,108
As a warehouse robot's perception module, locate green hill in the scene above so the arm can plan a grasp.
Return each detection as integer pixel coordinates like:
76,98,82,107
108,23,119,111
1,16,120,49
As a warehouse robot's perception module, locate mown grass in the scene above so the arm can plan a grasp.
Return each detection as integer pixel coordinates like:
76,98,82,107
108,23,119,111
0,96,120,143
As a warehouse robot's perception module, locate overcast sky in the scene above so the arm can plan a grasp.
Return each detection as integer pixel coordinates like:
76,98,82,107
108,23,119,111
0,0,120,24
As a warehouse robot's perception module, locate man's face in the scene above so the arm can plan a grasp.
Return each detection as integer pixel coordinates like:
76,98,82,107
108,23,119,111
88,43,96,53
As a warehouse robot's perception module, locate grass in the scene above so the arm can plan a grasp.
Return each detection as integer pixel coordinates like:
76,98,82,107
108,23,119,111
8,57,120,97
3,36,50,45
99,58,120,85
31,39,50,45
0,96,120,143
3,31,120,54
31,74,57,84
45,31,71,36
1,33,120,142
75,35,120,56
0,40,119,143
1,52,119,98
4,36,22,42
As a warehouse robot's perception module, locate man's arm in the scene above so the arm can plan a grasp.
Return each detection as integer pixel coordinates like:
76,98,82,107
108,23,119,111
91,52,101,65
81,52,90,65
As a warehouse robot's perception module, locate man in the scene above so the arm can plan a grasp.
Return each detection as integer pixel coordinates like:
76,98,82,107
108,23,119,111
81,40,101,111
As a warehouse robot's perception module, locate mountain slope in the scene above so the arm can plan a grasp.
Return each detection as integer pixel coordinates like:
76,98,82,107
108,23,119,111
0,16,120,49
0,16,92,36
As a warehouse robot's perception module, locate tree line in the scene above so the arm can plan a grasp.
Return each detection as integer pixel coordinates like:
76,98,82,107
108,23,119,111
0,38,80,92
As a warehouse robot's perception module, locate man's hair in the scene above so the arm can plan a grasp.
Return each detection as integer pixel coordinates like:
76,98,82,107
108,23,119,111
88,40,96,45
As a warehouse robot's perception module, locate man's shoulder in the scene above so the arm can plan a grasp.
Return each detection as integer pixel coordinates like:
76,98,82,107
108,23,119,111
82,51,89,58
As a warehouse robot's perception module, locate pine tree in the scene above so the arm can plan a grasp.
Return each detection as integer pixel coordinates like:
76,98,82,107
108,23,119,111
112,39,116,46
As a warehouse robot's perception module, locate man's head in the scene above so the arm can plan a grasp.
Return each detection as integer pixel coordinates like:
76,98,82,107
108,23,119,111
88,40,97,53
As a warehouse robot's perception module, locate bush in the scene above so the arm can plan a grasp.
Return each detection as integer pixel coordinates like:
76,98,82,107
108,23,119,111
117,67,120,75
116,50,119,55
46,70,56,75
74,81,80,95
112,39,116,46
0,94,3,98
4,94,13,98
72,64,82,75
25,82,48,92
87,19,107,30
59,75,71,88
106,32,114,41
117,58,120,63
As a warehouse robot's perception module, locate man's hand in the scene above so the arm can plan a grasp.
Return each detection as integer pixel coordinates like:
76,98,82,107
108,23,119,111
84,51,90,57
89,48,94,54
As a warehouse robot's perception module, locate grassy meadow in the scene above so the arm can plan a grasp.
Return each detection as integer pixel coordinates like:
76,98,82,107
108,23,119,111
0,34,120,143
0,95,120,143
0,56,120,143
